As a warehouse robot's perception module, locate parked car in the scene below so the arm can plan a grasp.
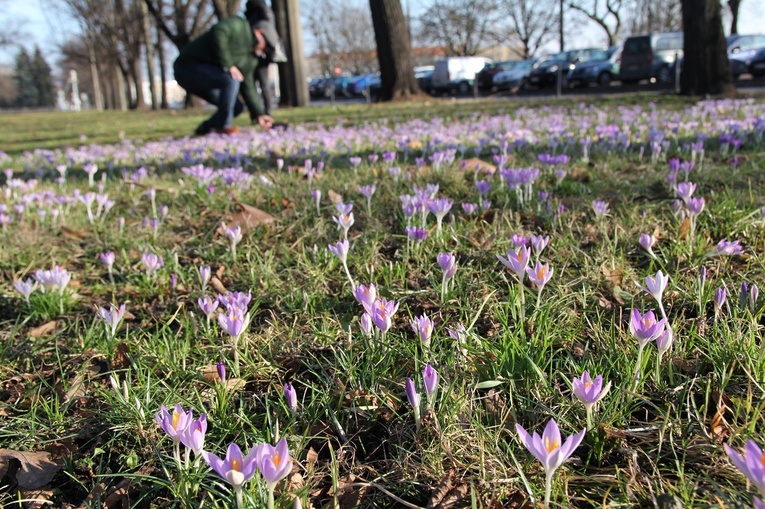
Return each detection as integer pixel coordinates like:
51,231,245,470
476,61,517,90
618,32,683,84
430,56,492,95
527,48,602,88
727,33,765,77
417,71,434,94
568,46,621,88
492,58,539,91
350,74,381,96
309,77,334,99
749,47,765,76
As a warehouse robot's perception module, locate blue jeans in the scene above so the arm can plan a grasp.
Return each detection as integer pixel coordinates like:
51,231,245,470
174,60,245,131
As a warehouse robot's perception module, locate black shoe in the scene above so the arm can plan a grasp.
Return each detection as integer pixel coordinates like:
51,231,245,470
194,124,212,137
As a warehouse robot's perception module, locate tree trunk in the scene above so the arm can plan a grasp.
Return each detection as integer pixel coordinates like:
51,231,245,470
728,0,741,35
272,0,309,107
115,64,128,111
87,35,104,110
140,0,157,109
157,28,168,109
369,0,419,101
680,0,734,96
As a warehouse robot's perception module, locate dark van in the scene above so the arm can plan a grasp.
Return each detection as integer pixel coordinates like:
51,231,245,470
619,32,683,84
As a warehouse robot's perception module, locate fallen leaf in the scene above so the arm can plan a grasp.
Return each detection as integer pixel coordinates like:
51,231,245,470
677,216,691,241
407,140,423,150
220,203,276,234
427,470,468,509
327,190,343,205
601,265,623,287
461,157,496,175
305,447,319,473
112,342,131,370
210,277,228,295
61,226,88,239
19,488,53,509
0,449,64,489
710,390,733,441
29,321,58,339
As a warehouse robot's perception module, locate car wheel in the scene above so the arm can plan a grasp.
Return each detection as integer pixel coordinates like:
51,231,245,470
457,81,471,95
598,72,611,87
658,66,672,84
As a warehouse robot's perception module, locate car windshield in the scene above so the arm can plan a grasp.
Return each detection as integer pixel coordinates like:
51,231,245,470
588,50,610,62
517,59,536,69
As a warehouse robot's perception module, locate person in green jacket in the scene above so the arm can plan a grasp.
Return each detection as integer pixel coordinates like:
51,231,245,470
174,16,278,135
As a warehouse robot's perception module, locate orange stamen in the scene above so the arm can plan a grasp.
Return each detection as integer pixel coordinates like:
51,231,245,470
172,411,180,429
545,437,560,453
231,459,241,472
273,451,281,467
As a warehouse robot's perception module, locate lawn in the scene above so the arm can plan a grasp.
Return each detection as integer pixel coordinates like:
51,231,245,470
0,93,764,509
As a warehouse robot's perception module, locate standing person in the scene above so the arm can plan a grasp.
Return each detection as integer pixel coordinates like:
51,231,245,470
173,16,281,135
244,0,287,117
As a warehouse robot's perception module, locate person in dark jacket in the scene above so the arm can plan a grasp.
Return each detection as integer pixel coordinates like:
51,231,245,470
173,16,279,135
244,0,287,116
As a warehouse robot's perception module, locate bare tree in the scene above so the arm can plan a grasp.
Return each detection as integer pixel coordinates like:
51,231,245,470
305,0,378,75
370,0,419,100
681,0,733,95
568,0,623,46
143,0,217,50
626,0,681,35
498,0,559,58
728,0,742,35
418,0,500,56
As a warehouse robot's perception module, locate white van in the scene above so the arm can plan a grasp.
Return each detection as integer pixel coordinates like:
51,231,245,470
431,57,492,95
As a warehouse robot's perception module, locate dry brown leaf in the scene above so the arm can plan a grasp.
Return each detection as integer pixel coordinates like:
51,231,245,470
112,342,131,370
710,390,733,442
461,157,496,175
210,277,228,295
677,216,691,241
220,202,276,234
29,321,58,339
601,265,624,286
652,225,662,240
61,225,88,239
427,470,468,509
0,449,63,489
305,447,319,473
407,140,423,150
327,190,343,205
19,489,54,508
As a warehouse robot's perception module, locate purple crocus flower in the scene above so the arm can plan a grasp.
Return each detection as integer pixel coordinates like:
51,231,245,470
198,296,219,318
202,442,260,489
405,378,420,409
354,283,377,309
475,180,491,196
461,202,478,215
750,284,760,309
360,312,372,336
437,252,457,280
181,414,207,456
198,265,211,293
511,234,530,248
714,287,727,313
639,234,656,257
423,363,438,400
97,304,127,338
637,270,669,305
100,251,115,271
428,197,454,230
217,361,227,382
141,253,164,275
218,308,246,338
371,297,398,333
328,238,350,264
155,404,193,443
724,440,765,497
349,156,362,168
359,184,376,198
335,202,353,215
675,182,696,204
284,383,298,414
34,265,71,294
332,212,354,237
498,246,531,283
516,419,586,488
410,314,434,348
405,226,428,242
13,278,37,304
629,309,666,347
711,238,743,256
257,438,293,489
571,371,611,412
531,235,549,256
655,329,674,357
686,197,706,217
592,200,610,216
526,261,553,291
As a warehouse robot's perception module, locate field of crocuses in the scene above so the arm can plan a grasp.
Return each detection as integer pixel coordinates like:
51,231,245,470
1,96,765,508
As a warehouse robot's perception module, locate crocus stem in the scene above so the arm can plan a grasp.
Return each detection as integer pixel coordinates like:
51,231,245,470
543,471,553,509
441,274,447,303
267,486,275,509
173,442,182,475
655,353,663,384
342,261,355,290
517,279,526,324
585,406,593,431
535,290,543,314
235,487,244,509
632,344,645,393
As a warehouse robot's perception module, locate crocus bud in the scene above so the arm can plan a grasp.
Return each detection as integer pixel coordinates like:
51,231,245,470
714,287,727,313
284,383,298,415
216,361,227,383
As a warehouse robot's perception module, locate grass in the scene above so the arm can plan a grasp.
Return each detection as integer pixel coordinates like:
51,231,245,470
0,94,764,508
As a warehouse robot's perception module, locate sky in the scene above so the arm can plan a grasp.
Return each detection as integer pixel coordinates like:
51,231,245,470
1,0,764,73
